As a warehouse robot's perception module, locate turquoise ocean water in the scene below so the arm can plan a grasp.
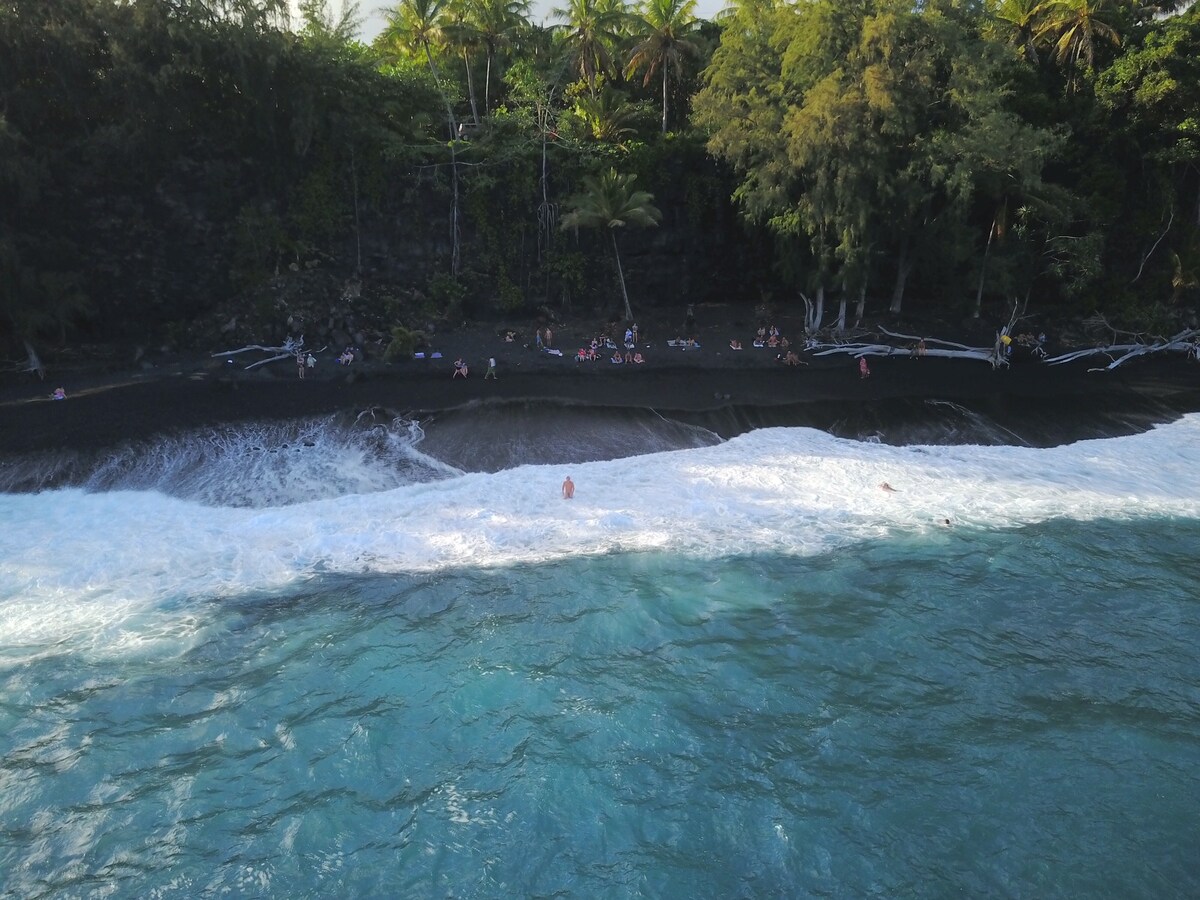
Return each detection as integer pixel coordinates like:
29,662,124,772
2,409,1198,897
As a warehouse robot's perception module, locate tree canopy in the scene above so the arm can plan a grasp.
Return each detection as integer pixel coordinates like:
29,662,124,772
0,0,1196,361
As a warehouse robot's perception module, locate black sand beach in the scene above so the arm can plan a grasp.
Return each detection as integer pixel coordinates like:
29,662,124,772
3,316,1199,457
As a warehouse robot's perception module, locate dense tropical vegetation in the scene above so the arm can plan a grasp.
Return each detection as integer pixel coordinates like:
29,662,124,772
1,0,1197,363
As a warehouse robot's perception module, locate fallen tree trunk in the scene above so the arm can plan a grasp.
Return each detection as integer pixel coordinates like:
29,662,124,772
211,336,325,371
1043,328,1199,370
810,328,1006,367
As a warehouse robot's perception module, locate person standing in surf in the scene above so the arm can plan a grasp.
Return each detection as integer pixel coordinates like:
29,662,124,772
562,476,575,500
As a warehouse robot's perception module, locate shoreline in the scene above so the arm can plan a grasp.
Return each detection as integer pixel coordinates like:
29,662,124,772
2,333,1199,456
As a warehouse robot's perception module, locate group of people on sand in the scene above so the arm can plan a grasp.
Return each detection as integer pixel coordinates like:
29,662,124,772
573,325,647,365
728,324,805,366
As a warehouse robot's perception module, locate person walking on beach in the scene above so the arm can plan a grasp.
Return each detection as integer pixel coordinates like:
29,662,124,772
485,357,497,379
536,328,543,351
562,475,575,499
859,357,870,379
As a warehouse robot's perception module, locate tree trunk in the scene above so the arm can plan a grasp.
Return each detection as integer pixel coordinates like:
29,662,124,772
814,284,825,332
485,50,493,116
836,292,847,333
350,144,361,275
855,283,866,327
463,50,479,124
611,231,633,321
890,235,912,315
424,43,461,276
661,66,669,134
973,215,998,318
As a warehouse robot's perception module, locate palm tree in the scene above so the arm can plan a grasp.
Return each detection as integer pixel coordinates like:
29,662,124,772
551,0,629,91
1033,0,1123,91
561,168,662,320
467,0,531,112
625,0,701,133
572,84,639,141
991,0,1043,64
442,2,483,123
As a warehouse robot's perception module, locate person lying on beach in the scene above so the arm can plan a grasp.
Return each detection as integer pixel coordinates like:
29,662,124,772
453,358,469,378
729,339,743,350
784,351,803,366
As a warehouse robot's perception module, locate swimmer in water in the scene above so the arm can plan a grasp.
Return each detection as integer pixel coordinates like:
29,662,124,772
879,482,898,492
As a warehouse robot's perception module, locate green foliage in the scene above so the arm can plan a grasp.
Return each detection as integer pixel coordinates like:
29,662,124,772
384,324,421,360
0,0,1196,354
426,272,467,320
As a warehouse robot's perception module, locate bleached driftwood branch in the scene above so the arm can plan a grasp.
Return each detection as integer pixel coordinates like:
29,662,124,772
811,328,1006,367
4,341,46,379
1044,328,1200,370
211,336,329,371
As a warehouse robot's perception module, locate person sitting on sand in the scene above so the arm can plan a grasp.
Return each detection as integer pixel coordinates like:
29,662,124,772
859,357,870,379
753,339,765,349
785,351,802,366
780,337,790,351
611,351,624,364
633,352,645,364
51,387,66,400
729,339,743,350
767,334,779,348
624,349,633,363
338,348,354,365
453,358,469,378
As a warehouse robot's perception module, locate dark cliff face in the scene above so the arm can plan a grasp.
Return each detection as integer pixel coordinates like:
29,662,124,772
65,144,773,349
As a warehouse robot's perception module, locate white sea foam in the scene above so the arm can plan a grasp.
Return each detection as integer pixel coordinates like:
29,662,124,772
2,415,1199,657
